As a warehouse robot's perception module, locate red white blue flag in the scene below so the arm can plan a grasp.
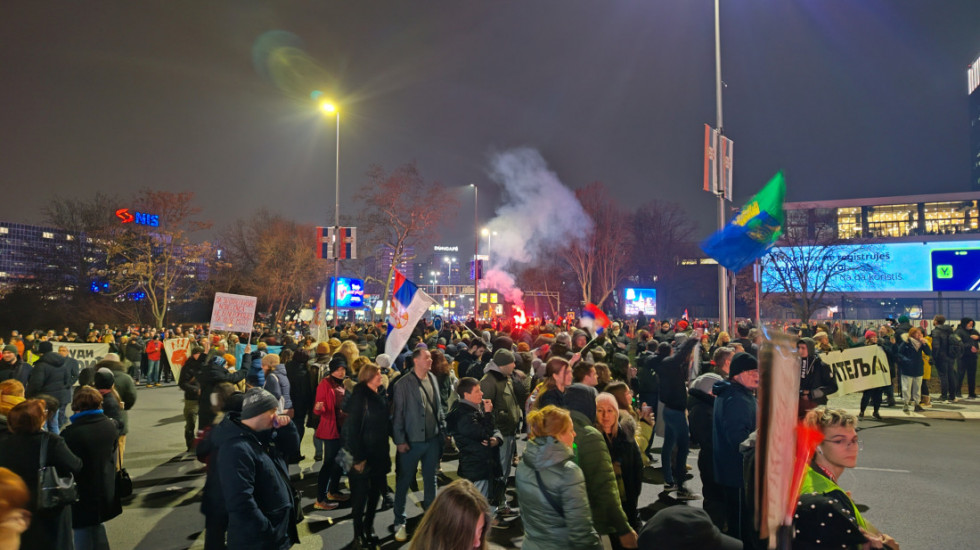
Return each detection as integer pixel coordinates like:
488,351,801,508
384,270,435,356
580,303,611,335
315,226,358,260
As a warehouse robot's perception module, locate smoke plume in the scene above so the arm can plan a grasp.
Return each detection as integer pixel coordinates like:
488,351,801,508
483,148,592,307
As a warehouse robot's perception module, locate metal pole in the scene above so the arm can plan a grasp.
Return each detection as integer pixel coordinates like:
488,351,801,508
472,184,479,324
332,112,340,326
714,0,730,334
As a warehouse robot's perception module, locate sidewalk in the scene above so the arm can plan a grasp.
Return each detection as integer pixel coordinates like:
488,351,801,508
827,391,980,421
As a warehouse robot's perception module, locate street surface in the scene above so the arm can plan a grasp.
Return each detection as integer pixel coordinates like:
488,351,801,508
107,384,980,549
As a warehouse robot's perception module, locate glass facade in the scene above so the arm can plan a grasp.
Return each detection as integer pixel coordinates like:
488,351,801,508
791,199,980,240
0,222,85,288
865,203,917,238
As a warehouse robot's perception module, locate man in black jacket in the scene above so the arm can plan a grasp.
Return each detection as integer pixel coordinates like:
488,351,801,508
179,346,206,451
955,318,979,399
653,337,699,499
26,347,73,434
198,355,247,428
446,378,502,507
930,315,957,403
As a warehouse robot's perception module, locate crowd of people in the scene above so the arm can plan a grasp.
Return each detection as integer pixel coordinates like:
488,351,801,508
0,312,954,549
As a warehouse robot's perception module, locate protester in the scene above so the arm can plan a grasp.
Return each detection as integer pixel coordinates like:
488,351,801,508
478,348,522,523
688,347,732,530
447,377,503,507
218,388,298,550
407,479,491,550
145,335,163,387
712,351,758,542
343,363,391,550
594,393,642,530
955,317,979,399
0,399,82,548
516,405,600,550
897,328,929,414
0,381,25,437
859,331,888,419
536,357,573,409
392,348,445,542
930,315,957,403
196,389,246,550
636,506,742,550
603,382,654,466
312,355,350,511
284,349,315,445
179,346,206,451
0,347,30,388
797,337,838,418
652,337,699,498
61,387,122,550
796,406,900,549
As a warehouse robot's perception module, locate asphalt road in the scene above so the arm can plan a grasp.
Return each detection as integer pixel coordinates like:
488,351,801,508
105,384,980,549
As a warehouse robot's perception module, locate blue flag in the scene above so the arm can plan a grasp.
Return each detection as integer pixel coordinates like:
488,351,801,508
700,172,786,273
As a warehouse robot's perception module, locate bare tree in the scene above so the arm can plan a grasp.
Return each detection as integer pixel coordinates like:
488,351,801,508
100,191,214,329
762,211,884,322
564,182,632,309
355,162,458,318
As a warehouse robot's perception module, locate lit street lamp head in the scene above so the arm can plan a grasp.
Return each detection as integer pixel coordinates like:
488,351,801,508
319,101,337,114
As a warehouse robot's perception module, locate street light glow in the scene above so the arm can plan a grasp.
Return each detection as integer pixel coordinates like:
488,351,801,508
319,101,337,114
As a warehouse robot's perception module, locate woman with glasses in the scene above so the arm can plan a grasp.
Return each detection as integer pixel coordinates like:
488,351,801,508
797,406,899,549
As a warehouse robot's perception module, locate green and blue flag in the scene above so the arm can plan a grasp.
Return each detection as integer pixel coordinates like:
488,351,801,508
700,172,786,272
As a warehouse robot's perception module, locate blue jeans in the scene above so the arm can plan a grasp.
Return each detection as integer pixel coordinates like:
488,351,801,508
147,359,160,384
74,523,110,550
394,435,441,525
660,406,689,485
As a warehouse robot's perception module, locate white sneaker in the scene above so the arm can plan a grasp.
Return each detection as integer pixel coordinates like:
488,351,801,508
394,523,408,542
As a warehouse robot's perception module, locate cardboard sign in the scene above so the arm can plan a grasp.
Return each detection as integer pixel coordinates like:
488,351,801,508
820,345,891,395
57,343,110,370
209,293,257,333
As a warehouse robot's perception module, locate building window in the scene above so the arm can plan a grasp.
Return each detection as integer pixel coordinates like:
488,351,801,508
66,234,75,241
866,204,916,238
836,208,862,239
923,200,976,235
42,232,54,239
0,227,7,234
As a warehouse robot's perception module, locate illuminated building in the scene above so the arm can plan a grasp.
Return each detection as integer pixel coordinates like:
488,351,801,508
970,54,980,188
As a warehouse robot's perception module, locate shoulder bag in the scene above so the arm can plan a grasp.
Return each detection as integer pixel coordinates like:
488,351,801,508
38,435,78,510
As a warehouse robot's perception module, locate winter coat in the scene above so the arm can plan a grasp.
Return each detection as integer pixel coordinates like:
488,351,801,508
196,411,242,520
26,352,73,411
687,385,716,450
798,338,838,413
314,375,346,440
931,324,954,365
343,383,392,474
392,369,445,444
712,379,757,488
516,436,601,550
179,354,206,401
635,351,660,397
61,410,122,527
898,334,930,378
285,359,314,419
654,338,699,411
654,329,675,343
124,338,144,364
569,409,632,537
0,430,82,549
0,358,31,386
146,339,162,361
446,399,502,482
456,349,483,381
198,358,247,427
955,321,980,361
479,363,521,436
601,414,643,528
263,364,293,410
218,417,296,550
107,363,138,411
99,388,127,435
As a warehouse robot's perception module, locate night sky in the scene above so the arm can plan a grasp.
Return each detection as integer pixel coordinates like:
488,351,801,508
2,1,978,244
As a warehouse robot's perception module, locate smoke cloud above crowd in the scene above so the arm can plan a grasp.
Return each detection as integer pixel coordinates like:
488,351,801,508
483,148,592,307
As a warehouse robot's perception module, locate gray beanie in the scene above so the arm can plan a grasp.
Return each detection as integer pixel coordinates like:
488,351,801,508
241,388,279,420
492,348,516,367
375,354,392,369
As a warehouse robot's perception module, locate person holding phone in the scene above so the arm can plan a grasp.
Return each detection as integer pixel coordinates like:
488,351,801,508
446,378,503,519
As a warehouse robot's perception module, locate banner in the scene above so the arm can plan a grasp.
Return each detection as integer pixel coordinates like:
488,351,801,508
209,293,258,333
57,343,110,370
163,338,192,381
819,345,891,395
233,343,283,378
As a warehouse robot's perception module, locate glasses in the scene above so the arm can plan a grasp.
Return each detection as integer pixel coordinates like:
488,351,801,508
823,437,863,450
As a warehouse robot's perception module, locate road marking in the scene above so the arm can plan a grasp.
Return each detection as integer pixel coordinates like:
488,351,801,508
853,467,910,473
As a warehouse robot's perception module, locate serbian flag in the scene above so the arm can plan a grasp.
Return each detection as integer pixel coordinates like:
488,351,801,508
384,270,436,356
580,303,611,335
315,227,330,259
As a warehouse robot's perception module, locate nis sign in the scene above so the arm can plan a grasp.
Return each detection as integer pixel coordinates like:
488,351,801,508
115,208,159,227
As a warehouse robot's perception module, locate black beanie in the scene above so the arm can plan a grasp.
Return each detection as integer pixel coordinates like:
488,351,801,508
728,352,758,379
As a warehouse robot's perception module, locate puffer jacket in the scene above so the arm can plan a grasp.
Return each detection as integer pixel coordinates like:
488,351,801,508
263,364,292,410
898,333,930,377
712,379,756,488
26,352,73,404
568,410,631,537
446,399,501,482
516,436,600,550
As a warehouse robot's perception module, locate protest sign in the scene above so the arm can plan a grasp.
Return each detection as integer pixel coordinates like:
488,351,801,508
819,345,891,395
233,343,282,379
58,343,110,370
209,293,257,333
164,338,192,381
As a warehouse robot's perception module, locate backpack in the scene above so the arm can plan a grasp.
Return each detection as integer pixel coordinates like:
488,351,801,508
947,333,965,360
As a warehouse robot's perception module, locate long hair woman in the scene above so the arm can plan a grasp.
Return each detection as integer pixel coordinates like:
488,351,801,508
594,393,643,531
536,358,572,409
407,479,490,550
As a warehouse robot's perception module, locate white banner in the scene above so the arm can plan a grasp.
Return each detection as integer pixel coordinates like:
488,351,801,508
163,338,192,383
820,345,891,395
209,293,257,333
58,343,110,370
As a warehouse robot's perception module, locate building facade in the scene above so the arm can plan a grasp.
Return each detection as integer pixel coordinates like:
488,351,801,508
970,54,980,189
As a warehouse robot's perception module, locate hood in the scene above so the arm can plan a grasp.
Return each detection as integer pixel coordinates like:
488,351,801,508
446,399,479,428
36,351,66,368
960,318,975,330
798,337,816,358
522,436,573,471
712,379,734,396
209,412,244,447
934,324,953,335
484,361,506,376
612,353,630,370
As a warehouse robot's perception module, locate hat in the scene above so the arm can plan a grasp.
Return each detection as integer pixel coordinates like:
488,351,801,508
103,352,121,363
94,368,115,390
2,345,16,354
240,388,279,420
555,333,571,347
223,353,237,367
676,320,689,331
328,355,347,373
492,348,516,367
692,372,724,396
864,330,877,340
315,342,330,355
728,352,758,379
564,383,598,423
37,341,53,354
792,492,867,549
375,354,392,369
638,506,741,550
190,345,205,356
898,315,910,324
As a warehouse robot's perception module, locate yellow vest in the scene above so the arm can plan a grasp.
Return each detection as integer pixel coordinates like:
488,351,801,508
798,464,867,529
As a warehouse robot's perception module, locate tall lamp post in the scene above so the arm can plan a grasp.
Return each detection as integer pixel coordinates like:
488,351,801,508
713,0,730,334
470,184,479,322
320,100,341,326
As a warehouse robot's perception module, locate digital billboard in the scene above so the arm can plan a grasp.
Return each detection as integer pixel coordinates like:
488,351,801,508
330,277,364,308
624,288,657,316
763,240,980,293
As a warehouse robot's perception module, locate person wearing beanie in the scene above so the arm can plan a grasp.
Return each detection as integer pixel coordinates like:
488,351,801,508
859,332,887,419
312,353,350,509
638,506,742,550
955,317,979,399
93,367,126,435
711,351,758,543
797,338,838,418
930,314,958,403
473,346,522,524
0,345,31,387
178,345,208,452
216,387,298,550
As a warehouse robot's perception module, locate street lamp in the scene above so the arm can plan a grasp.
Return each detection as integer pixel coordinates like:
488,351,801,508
470,184,478,322
481,228,496,272
319,99,341,326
